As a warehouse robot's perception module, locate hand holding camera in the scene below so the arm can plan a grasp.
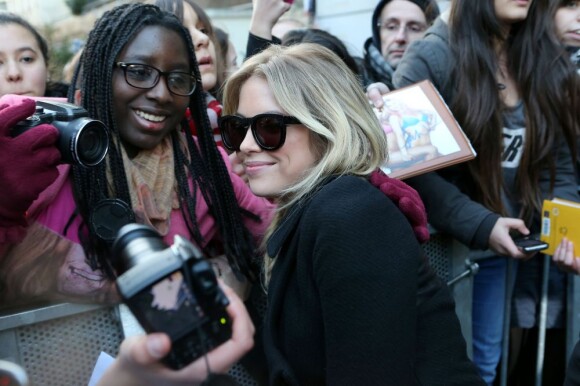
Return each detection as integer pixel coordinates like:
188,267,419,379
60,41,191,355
0,98,60,235
11,99,109,167
96,283,254,386
113,224,234,370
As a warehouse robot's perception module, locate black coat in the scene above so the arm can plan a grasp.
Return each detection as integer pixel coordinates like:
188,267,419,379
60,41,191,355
260,176,484,385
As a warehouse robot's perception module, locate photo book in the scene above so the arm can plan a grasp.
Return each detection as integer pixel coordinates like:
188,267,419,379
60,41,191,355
540,198,580,255
373,80,476,180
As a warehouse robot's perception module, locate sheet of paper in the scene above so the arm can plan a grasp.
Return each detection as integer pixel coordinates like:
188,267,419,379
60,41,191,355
87,351,115,386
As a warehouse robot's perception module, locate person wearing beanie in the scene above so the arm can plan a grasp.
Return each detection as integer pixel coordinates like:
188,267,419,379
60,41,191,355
359,0,439,88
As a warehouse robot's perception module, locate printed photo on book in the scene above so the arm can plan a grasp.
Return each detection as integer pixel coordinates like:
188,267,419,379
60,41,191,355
373,80,476,180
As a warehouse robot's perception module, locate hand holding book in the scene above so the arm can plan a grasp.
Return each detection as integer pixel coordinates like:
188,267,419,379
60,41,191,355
370,80,476,180
552,238,579,275
541,198,580,274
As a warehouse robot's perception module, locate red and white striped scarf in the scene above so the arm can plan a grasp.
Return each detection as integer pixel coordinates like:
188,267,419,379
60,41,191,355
186,92,223,146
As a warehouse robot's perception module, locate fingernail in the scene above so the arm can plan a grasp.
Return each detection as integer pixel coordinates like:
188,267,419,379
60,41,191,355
146,335,165,359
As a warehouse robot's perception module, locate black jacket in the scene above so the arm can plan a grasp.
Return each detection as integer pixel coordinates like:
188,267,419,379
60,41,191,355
261,176,484,385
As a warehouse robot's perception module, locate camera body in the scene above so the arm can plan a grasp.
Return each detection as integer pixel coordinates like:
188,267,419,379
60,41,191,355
12,99,109,167
113,224,232,370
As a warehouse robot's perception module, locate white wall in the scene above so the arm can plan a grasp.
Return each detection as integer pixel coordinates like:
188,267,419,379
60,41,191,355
5,0,70,25
208,1,374,63
208,6,253,65
314,0,376,58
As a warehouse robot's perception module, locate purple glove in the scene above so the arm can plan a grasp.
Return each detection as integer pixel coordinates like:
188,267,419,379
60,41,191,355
0,98,60,242
370,169,430,243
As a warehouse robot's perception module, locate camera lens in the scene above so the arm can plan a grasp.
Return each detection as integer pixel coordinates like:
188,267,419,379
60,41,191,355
55,117,109,166
73,119,109,166
113,224,168,273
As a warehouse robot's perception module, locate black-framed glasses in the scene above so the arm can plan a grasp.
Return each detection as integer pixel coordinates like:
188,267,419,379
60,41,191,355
115,62,196,96
219,113,301,152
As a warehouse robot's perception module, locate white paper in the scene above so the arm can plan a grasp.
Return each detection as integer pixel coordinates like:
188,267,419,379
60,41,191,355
87,351,115,386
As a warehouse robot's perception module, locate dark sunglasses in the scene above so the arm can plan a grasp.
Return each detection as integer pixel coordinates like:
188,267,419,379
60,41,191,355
219,113,301,151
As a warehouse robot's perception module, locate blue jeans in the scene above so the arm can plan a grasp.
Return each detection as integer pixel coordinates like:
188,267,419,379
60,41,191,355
472,256,515,385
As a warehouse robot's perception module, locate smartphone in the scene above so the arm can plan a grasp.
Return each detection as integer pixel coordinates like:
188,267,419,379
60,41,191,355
514,237,549,253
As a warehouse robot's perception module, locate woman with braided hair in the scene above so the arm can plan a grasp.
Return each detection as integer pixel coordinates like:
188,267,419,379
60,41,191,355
0,2,273,308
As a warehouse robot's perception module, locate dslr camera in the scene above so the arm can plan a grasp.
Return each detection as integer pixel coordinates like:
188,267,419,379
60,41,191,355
113,224,232,370
12,99,109,167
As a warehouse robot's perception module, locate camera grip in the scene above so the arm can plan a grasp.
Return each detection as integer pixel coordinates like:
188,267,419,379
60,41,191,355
0,98,37,133
0,99,60,240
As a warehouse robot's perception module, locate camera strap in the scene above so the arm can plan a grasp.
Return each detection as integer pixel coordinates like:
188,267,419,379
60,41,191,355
198,327,240,386
202,373,239,386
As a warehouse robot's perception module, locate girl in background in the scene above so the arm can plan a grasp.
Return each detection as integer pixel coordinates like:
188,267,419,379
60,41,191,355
554,0,580,70
390,0,580,383
0,12,68,97
156,0,226,145
215,26,239,79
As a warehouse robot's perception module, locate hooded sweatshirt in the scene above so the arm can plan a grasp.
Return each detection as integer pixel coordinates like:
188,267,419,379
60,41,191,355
359,0,440,88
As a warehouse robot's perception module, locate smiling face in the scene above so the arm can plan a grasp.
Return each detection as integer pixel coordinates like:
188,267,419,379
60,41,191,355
235,76,317,199
182,2,217,91
0,23,47,97
113,25,190,157
555,1,580,47
493,0,533,25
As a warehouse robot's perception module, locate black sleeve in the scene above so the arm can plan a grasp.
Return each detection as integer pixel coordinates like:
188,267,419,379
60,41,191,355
407,172,500,249
245,32,281,61
548,136,580,203
393,32,500,249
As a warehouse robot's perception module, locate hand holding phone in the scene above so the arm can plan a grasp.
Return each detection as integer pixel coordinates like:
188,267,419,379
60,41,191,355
513,236,549,253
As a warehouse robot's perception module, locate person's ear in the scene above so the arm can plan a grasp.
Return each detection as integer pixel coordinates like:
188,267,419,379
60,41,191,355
74,89,82,105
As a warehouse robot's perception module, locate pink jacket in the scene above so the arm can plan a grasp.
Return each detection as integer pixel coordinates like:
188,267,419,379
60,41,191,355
0,146,274,307
32,147,274,247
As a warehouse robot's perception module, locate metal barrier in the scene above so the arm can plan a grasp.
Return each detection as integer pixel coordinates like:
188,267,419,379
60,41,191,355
466,249,580,386
422,230,475,358
0,303,123,386
0,231,476,385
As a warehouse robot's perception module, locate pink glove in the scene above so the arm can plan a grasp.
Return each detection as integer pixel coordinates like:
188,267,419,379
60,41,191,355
0,98,60,242
370,169,430,243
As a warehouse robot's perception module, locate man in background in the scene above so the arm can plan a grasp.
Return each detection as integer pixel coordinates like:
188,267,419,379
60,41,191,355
360,0,440,88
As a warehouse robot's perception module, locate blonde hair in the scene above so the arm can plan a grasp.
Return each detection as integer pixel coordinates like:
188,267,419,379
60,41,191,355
222,43,388,281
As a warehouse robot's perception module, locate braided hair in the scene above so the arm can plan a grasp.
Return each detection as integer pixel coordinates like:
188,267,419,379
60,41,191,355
67,3,259,281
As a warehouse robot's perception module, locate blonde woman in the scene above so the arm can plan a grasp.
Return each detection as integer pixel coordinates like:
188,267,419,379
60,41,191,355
221,43,484,385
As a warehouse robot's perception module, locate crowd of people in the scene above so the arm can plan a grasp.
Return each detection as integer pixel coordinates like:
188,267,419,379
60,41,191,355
0,0,579,385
